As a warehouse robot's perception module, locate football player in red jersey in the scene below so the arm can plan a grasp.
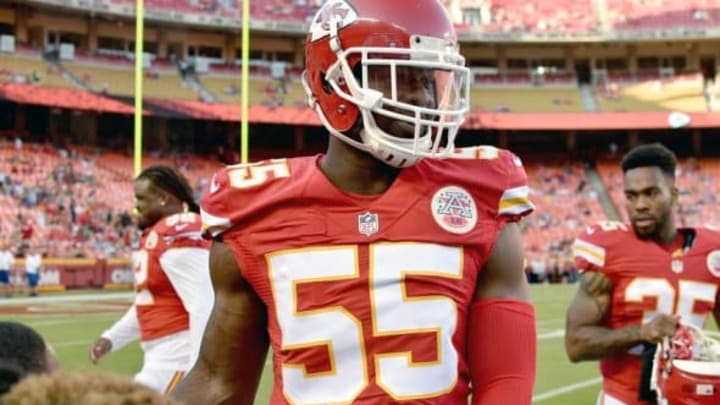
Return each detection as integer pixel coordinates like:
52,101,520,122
565,143,720,405
174,1,537,404
89,166,213,394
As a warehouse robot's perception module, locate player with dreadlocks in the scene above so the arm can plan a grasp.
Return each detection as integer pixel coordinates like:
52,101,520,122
89,165,213,394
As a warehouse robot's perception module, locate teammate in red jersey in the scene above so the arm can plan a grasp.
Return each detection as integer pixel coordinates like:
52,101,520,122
565,143,720,405
89,165,213,394
174,1,536,404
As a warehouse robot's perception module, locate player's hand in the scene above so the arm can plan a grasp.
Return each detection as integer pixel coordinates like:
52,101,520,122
89,337,112,364
640,314,680,344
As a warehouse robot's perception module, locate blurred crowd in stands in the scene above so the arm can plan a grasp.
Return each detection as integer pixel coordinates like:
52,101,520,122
109,0,720,34
0,141,135,259
0,139,212,261
1,138,719,286
521,163,600,284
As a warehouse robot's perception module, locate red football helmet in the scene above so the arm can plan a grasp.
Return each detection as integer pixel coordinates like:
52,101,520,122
652,323,720,405
302,0,470,167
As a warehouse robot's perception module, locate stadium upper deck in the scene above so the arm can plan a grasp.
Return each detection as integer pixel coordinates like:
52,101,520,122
2,0,717,125
20,0,720,39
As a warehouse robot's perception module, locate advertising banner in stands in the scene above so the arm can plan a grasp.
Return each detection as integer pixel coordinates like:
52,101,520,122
9,258,133,291
105,258,133,290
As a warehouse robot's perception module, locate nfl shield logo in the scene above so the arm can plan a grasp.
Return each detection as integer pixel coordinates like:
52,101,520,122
358,212,379,236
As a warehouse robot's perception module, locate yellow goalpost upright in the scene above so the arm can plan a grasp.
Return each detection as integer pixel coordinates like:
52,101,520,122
133,0,251,169
240,0,251,163
133,0,144,176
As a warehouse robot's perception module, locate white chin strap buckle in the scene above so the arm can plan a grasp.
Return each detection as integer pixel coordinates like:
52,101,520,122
358,89,383,109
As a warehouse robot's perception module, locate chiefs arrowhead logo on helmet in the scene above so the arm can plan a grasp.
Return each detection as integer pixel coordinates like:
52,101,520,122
652,323,720,405
308,0,358,42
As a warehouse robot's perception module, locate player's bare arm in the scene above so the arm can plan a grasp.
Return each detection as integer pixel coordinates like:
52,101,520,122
565,271,678,362
172,239,268,404
473,222,530,301
468,222,536,405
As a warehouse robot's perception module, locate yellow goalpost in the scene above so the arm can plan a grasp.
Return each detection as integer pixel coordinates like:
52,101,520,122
133,0,251,171
240,0,250,163
133,0,144,176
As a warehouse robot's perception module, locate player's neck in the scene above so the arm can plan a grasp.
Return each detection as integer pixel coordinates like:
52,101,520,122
654,222,678,246
320,138,401,195
154,204,184,225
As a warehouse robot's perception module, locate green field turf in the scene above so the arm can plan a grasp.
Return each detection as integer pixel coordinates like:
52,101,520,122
1,285,716,404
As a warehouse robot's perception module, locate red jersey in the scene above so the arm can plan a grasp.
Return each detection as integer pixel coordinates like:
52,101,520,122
573,221,720,404
134,212,210,341
201,147,534,405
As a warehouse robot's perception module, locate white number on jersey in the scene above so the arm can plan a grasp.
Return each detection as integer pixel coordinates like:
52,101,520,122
625,278,718,328
226,159,290,189
268,242,463,404
596,220,629,232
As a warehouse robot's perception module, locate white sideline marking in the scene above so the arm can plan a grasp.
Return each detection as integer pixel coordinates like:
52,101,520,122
0,292,132,306
21,315,120,327
51,340,91,348
536,319,565,326
538,329,564,340
535,329,720,340
48,339,275,368
533,377,602,402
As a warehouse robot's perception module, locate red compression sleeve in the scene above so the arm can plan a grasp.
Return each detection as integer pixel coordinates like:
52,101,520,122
468,299,537,405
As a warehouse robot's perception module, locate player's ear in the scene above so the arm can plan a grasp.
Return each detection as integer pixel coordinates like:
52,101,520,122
156,189,172,207
670,186,679,203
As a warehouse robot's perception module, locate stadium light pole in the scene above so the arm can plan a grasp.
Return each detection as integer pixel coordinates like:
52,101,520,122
134,0,145,176
240,0,250,163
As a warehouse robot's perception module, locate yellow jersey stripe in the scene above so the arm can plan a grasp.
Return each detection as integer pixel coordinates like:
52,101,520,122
573,243,605,267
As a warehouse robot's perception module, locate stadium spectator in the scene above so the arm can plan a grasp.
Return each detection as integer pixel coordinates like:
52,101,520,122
18,217,33,242
565,143,720,404
223,83,239,95
0,242,14,297
0,321,59,396
0,371,179,405
1,173,10,196
23,245,42,297
89,165,213,394
174,1,536,404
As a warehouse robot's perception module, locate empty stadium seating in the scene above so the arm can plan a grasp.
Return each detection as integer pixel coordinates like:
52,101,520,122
199,74,307,106
0,51,200,100
62,58,198,99
0,52,73,89
595,74,709,112
472,87,585,113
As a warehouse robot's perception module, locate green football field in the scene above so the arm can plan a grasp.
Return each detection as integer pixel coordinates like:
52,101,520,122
2,285,716,404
